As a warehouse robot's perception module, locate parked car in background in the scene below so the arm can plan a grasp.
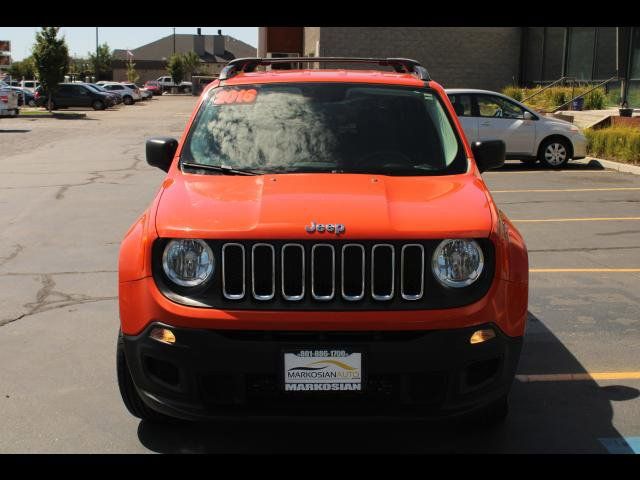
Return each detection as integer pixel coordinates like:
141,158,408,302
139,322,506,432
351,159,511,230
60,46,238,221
97,82,140,105
80,83,119,107
35,83,112,110
19,80,40,93
156,76,192,93
4,86,37,107
143,80,161,96
0,88,20,116
86,84,122,105
138,87,153,100
446,89,587,169
121,82,150,100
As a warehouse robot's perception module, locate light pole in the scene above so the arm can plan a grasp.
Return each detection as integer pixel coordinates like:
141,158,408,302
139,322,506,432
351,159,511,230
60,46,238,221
95,27,99,81
173,27,176,56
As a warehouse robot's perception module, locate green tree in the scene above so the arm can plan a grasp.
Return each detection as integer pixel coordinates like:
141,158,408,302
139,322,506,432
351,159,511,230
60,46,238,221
167,53,184,86
32,27,69,111
7,56,37,80
88,43,113,81
181,51,201,81
68,57,93,81
126,60,139,83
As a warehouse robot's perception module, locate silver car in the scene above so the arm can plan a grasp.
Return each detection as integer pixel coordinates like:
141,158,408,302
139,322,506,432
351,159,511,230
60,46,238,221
446,89,587,168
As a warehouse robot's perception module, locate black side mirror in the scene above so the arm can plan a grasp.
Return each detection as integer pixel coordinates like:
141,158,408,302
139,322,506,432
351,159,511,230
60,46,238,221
146,137,178,172
471,140,506,173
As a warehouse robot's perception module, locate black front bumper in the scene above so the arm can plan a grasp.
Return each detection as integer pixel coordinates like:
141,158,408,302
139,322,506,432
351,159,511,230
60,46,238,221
123,323,522,421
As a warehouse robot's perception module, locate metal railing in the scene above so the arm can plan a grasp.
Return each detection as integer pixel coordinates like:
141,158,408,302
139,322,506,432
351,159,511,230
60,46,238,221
522,76,575,103
552,76,618,112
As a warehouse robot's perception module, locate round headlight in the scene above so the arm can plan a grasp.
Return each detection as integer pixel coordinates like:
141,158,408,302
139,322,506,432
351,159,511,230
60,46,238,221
432,239,484,288
162,239,215,287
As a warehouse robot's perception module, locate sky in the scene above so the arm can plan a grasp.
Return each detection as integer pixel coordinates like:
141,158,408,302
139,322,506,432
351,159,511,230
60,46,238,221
0,27,258,61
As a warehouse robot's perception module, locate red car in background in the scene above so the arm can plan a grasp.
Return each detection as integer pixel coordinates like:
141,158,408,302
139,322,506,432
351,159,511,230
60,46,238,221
143,81,162,96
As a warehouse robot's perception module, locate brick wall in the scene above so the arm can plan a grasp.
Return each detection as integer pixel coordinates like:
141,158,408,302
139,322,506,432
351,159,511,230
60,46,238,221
313,27,522,91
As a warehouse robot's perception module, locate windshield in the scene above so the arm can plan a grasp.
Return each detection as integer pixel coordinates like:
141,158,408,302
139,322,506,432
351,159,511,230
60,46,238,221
182,83,466,176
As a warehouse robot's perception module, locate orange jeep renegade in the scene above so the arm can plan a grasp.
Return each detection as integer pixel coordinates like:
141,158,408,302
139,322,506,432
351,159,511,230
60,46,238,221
117,57,528,423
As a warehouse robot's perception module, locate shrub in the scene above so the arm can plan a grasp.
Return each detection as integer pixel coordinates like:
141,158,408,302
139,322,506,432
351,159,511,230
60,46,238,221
584,88,606,110
548,87,568,109
585,126,640,164
167,54,184,85
503,84,610,111
502,85,523,101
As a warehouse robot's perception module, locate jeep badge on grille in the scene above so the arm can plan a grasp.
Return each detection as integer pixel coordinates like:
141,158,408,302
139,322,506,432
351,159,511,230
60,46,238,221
305,221,345,235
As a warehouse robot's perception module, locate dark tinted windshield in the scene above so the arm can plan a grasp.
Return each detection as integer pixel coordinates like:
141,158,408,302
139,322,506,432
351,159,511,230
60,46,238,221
183,83,466,176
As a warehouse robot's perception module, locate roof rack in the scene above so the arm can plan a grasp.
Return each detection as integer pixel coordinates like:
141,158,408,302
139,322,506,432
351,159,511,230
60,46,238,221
219,57,431,82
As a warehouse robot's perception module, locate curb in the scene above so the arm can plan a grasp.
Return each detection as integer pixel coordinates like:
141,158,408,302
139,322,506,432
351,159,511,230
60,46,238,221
576,157,640,175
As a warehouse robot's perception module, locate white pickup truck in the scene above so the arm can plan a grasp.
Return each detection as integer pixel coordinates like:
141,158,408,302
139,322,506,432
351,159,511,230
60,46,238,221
0,87,20,117
155,76,193,93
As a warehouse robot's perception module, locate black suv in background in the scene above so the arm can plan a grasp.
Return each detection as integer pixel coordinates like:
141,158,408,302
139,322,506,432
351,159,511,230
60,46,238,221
35,83,112,110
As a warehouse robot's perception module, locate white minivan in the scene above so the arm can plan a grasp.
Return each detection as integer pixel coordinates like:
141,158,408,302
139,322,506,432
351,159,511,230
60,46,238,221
446,89,587,168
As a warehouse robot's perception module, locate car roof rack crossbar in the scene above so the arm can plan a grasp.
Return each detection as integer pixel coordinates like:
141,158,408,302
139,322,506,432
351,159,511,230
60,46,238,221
219,57,431,82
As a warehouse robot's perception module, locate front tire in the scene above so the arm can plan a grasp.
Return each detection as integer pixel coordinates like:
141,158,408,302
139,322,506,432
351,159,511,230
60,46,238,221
116,329,172,423
123,95,134,105
92,100,105,111
539,138,571,169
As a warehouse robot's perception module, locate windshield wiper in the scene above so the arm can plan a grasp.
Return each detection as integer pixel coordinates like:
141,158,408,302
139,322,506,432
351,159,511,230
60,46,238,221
181,162,259,176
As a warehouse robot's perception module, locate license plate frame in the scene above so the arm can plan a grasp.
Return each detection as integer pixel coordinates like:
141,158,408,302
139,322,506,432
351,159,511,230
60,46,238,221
282,347,365,393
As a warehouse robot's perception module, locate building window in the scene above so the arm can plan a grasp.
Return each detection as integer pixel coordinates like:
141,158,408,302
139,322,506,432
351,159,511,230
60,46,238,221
630,27,640,79
629,27,640,108
524,27,544,82
566,27,596,80
595,27,617,80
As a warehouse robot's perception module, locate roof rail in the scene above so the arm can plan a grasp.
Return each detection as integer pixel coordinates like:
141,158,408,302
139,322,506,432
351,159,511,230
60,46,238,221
219,57,430,82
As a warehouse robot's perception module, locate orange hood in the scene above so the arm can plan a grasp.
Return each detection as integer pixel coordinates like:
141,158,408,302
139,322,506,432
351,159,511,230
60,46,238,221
154,172,493,239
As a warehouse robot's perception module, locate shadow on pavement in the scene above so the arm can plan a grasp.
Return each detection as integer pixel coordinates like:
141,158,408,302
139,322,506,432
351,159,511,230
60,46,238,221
496,159,606,172
136,312,636,453
50,114,97,120
0,129,30,133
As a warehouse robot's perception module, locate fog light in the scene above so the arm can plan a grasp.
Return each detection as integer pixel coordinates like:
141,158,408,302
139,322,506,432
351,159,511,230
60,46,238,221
150,327,176,345
470,328,496,345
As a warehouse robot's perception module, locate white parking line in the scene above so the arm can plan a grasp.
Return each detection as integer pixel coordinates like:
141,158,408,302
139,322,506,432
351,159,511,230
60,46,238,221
513,217,640,223
492,187,640,193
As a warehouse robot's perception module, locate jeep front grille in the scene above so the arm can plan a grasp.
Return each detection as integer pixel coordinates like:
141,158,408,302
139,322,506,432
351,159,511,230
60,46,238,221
153,239,495,311
222,242,424,302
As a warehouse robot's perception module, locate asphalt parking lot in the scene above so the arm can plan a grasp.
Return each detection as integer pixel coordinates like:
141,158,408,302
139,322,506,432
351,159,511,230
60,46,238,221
1,96,639,453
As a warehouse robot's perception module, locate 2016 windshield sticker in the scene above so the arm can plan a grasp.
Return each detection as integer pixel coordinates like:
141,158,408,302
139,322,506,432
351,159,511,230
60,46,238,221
213,88,257,105
284,350,362,392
